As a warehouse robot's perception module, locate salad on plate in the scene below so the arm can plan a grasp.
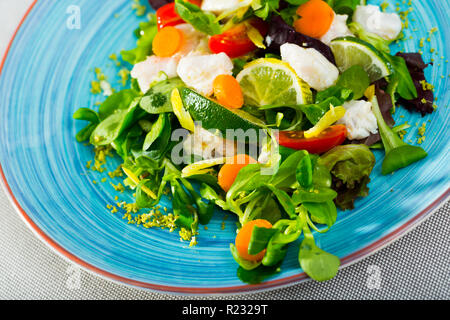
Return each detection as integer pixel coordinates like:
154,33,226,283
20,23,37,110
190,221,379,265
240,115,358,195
74,0,435,284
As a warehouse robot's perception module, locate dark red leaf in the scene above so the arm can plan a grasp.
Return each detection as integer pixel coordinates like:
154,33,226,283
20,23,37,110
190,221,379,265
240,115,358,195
148,0,173,10
265,16,336,65
396,52,434,116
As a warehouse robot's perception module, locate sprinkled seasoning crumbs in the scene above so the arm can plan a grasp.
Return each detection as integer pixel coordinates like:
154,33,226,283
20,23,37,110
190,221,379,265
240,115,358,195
131,0,147,16
179,228,198,247
420,80,434,92
118,69,130,86
419,38,425,48
108,165,123,178
399,8,413,29
111,182,125,193
417,122,427,144
109,53,121,67
90,81,101,94
89,145,113,173
108,195,189,241
140,209,177,231
429,27,438,35
91,68,113,96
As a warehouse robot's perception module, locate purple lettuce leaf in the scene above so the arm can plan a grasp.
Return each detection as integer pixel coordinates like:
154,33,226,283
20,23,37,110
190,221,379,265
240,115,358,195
148,0,172,10
265,16,336,65
396,52,434,116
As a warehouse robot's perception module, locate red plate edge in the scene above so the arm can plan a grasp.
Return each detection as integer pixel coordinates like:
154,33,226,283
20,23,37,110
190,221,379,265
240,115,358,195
0,1,449,295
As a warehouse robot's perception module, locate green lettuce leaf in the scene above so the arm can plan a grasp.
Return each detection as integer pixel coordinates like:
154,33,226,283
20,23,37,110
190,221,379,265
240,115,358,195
348,21,392,53
121,14,158,65
318,145,375,210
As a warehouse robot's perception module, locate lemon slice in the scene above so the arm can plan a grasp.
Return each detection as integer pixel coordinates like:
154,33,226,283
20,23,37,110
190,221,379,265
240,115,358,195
236,58,313,107
171,88,195,132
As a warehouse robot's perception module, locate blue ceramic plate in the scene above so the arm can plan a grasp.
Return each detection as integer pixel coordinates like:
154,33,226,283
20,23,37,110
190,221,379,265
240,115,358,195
0,0,449,294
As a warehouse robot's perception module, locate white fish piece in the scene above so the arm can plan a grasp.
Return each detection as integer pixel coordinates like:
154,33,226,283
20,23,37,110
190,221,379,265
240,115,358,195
353,5,402,41
183,126,236,160
177,52,234,96
337,100,378,140
174,24,207,57
201,0,247,14
320,14,353,45
130,24,208,93
280,43,339,91
130,56,179,93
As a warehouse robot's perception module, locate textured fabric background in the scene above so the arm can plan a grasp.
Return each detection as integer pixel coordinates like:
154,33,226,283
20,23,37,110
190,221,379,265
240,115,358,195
0,185,448,300
0,1,449,300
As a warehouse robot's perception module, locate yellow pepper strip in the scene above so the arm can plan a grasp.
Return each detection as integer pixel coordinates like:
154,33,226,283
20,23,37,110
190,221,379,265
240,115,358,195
304,105,346,138
122,167,157,200
171,88,195,133
245,22,266,49
181,156,235,177
364,85,376,101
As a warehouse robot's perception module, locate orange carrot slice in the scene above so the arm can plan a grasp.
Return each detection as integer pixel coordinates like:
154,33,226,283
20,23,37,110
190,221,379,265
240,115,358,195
213,74,244,109
235,219,273,261
294,0,334,39
152,26,184,57
218,154,257,192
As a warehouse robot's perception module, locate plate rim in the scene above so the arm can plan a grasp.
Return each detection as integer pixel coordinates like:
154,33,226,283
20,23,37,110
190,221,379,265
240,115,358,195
0,0,449,295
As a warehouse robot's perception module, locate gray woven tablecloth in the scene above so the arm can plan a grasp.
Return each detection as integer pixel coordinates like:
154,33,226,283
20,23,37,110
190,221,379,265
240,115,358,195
0,185,448,300
0,1,449,300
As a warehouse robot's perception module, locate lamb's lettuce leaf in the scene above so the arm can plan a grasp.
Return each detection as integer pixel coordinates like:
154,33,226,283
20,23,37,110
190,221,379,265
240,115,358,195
336,65,370,100
326,0,363,16
175,0,222,35
121,14,158,65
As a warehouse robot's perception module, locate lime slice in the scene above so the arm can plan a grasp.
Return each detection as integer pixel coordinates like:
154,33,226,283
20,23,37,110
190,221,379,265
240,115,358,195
330,37,391,82
236,58,313,107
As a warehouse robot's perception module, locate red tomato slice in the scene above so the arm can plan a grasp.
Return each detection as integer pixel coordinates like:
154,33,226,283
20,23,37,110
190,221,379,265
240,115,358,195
156,1,202,30
156,3,184,30
187,0,202,6
209,19,268,58
278,125,347,154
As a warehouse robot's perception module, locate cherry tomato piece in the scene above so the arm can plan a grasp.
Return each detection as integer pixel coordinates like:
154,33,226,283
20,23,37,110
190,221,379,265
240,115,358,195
156,3,184,30
278,125,347,154
209,19,268,58
155,1,202,30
